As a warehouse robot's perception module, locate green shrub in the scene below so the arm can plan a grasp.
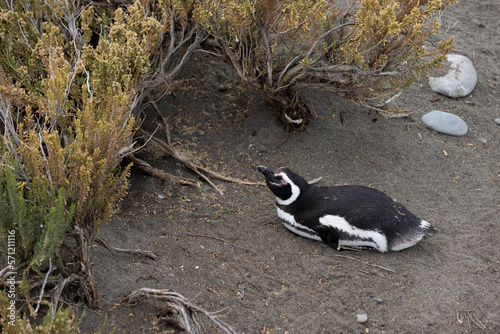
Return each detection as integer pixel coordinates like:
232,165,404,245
0,165,73,276
0,289,83,334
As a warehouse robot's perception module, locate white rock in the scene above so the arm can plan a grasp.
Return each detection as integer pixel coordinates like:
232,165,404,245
429,54,477,98
357,313,368,323
494,118,500,125
421,110,468,136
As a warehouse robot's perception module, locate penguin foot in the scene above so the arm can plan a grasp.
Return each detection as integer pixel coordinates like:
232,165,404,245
338,245,377,252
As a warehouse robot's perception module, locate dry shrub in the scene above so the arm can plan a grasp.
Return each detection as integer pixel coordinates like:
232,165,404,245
195,0,455,129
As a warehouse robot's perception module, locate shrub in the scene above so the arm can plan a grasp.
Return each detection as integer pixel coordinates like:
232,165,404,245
194,0,455,129
0,0,202,314
0,289,84,334
0,165,73,276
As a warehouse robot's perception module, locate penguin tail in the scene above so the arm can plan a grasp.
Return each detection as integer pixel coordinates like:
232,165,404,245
419,220,438,236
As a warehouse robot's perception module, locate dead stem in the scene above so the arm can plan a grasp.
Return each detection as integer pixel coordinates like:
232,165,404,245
137,127,262,189
186,233,255,252
457,310,487,331
50,274,78,318
127,154,199,187
333,254,396,273
95,237,158,261
118,288,236,334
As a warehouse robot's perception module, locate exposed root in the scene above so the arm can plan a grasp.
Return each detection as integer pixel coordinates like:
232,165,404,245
118,288,236,334
95,237,158,261
265,91,311,133
137,128,223,193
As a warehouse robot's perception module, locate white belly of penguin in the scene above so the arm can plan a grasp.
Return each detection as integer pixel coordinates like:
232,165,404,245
319,215,389,252
276,207,321,241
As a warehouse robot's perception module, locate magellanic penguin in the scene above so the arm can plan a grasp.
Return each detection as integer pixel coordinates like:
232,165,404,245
258,166,437,252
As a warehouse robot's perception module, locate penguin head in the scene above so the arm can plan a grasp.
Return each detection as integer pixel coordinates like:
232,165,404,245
258,166,309,205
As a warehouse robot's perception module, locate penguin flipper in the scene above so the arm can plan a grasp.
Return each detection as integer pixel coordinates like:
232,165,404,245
315,226,341,250
315,226,376,252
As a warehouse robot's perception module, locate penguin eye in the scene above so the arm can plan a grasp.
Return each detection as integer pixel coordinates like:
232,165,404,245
275,173,287,184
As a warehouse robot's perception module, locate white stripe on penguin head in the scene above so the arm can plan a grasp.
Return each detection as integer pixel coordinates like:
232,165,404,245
275,172,301,206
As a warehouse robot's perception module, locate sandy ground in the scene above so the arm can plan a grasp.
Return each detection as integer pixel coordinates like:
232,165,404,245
80,2,499,333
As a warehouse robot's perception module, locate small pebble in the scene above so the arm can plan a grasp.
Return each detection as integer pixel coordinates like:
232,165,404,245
478,138,488,144
421,110,468,136
494,118,500,125
357,313,368,323
428,54,477,98
373,297,383,304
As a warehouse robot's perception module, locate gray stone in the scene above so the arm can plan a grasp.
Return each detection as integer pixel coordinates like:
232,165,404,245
429,54,477,98
421,110,468,136
494,118,500,125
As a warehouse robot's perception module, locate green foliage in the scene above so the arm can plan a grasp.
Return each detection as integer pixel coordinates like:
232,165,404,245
96,314,118,334
0,290,84,333
0,166,73,275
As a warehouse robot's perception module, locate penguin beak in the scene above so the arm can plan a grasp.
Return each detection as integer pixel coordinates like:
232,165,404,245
258,166,274,179
258,166,282,184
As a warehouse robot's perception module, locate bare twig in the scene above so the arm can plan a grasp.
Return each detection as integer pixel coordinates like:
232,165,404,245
457,310,487,331
34,258,52,315
50,274,78,318
0,265,15,281
137,127,263,189
305,23,354,59
187,233,255,252
333,254,396,273
95,237,158,261
308,176,322,185
151,102,173,147
127,154,199,187
254,17,273,87
119,288,237,334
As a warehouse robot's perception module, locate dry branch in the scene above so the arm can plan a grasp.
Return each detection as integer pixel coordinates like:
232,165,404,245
138,128,263,188
137,99,264,191
95,237,158,261
127,154,199,187
119,288,236,334
137,128,223,192
187,233,255,252
333,254,396,273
